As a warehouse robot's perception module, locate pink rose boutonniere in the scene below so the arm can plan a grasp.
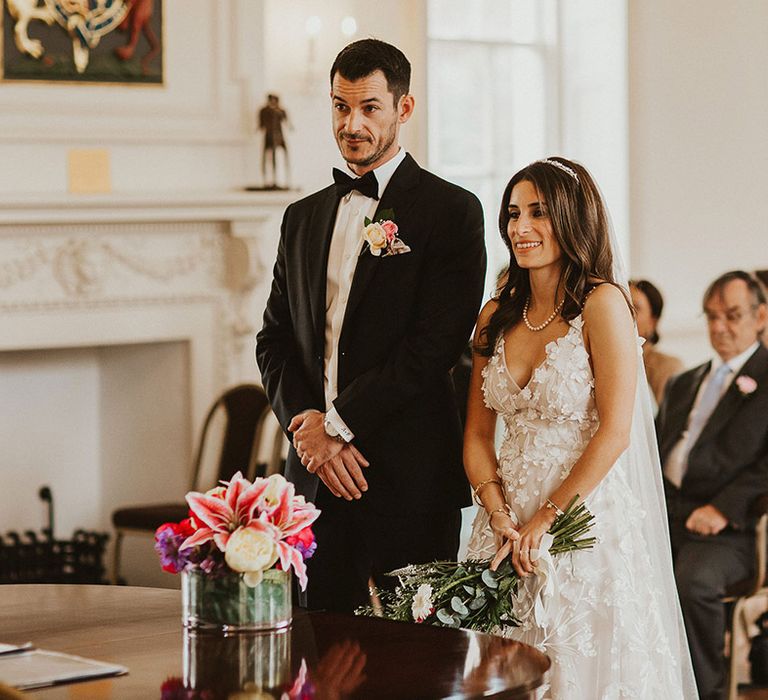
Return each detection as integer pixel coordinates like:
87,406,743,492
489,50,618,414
735,375,758,396
362,208,411,257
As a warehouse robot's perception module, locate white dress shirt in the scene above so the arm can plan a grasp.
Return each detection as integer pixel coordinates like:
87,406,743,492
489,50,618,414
664,341,760,485
324,148,407,441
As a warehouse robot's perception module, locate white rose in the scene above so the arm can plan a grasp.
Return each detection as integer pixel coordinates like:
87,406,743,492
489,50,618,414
364,222,388,255
411,583,434,622
224,526,279,583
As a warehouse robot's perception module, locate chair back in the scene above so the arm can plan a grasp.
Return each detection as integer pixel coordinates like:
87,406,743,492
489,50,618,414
190,384,271,491
253,409,289,477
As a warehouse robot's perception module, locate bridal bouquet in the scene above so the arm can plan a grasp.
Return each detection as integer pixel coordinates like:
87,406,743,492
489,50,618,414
154,471,320,589
357,498,594,634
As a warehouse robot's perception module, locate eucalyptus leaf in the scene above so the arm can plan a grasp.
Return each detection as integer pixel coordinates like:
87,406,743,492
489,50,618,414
451,597,469,616
468,596,486,610
481,568,499,588
436,608,456,626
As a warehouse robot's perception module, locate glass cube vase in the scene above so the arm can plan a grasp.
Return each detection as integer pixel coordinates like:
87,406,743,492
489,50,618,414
181,568,292,631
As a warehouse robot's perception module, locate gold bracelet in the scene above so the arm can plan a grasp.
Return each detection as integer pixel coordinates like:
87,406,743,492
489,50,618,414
545,498,564,517
472,478,503,506
488,504,512,520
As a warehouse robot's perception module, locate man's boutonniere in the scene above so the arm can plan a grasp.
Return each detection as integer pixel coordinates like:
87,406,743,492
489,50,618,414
735,375,758,396
361,208,411,257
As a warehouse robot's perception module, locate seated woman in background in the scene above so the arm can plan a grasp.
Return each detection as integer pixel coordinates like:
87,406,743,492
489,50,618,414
630,279,683,407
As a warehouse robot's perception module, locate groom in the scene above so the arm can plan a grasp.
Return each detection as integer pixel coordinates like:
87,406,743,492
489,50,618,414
256,39,486,612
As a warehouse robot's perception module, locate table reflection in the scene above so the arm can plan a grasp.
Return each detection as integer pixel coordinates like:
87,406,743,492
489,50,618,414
1,586,548,699
161,611,547,699
165,618,371,700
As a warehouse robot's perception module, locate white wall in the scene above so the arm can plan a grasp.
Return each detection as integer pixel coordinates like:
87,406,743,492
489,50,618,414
0,349,101,536
628,0,768,367
262,0,428,195
0,0,265,195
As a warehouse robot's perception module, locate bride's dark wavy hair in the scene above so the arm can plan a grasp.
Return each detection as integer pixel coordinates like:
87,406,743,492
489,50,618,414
476,157,631,357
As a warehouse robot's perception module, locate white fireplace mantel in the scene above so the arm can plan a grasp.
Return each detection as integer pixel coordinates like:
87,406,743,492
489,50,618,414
0,189,295,432
0,190,297,227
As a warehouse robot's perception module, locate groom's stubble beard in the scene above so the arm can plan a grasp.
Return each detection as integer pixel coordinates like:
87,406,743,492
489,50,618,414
337,118,398,169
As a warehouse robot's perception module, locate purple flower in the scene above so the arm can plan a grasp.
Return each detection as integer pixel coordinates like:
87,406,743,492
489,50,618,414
154,524,194,574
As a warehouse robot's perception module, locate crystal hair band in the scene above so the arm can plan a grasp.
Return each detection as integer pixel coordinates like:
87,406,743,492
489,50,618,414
536,159,580,184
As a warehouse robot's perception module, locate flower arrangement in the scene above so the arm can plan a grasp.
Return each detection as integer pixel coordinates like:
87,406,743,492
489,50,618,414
155,471,319,589
361,208,410,257
357,498,595,634
155,472,320,630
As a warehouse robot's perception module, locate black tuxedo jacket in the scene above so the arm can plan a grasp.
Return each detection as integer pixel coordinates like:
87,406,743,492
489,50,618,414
657,343,768,529
256,154,486,514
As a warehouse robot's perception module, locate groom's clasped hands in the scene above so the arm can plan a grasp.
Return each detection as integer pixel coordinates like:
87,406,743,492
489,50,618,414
289,410,370,501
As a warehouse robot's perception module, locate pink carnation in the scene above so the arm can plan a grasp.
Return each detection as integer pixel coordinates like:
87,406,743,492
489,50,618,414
285,526,317,561
735,375,758,395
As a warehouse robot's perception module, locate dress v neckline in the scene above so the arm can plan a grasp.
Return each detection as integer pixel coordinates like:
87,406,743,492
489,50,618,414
500,319,580,391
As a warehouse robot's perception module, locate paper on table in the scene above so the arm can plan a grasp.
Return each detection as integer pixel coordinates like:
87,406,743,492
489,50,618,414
0,644,32,656
0,649,127,690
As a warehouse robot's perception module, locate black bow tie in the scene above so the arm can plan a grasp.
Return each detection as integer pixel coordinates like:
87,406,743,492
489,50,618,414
332,168,379,200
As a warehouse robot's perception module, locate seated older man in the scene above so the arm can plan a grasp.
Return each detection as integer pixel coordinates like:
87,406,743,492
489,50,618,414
657,270,768,700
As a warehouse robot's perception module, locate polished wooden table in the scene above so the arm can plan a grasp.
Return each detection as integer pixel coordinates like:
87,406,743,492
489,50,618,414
0,584,550,699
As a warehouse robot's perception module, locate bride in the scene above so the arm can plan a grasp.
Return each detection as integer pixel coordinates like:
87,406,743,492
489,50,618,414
463,157,697,698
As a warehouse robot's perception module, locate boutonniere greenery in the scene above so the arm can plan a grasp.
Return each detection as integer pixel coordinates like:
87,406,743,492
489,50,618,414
361,208,411,257
735,375,758,396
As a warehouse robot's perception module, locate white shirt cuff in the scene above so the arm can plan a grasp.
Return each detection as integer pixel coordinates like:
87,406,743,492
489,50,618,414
326,406,354,442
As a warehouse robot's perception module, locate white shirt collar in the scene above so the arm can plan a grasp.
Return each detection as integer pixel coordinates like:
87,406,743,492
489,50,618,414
712,341,760,375
344,148,406,200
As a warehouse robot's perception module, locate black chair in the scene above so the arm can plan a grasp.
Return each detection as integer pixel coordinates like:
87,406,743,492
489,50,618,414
110,383,272,584
722,493,768,699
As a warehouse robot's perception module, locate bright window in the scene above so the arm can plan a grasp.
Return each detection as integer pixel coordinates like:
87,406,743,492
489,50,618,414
427,0,629,292
427,0,559,293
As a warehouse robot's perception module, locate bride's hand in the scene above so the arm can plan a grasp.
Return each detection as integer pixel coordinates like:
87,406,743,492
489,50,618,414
510,508,556,578
489,511,518,572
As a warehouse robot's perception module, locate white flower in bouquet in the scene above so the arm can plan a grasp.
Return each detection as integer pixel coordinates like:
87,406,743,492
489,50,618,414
411,583,435,622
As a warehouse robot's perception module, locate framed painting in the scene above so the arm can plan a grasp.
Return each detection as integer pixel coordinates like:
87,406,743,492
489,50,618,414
1,0,163,84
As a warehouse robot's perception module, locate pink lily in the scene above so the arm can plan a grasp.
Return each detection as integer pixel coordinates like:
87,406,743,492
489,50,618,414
265,477,321,537
180,471,270,552
179,472,321,590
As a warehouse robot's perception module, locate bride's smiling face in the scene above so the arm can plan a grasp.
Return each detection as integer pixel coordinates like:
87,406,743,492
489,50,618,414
507,180,562,271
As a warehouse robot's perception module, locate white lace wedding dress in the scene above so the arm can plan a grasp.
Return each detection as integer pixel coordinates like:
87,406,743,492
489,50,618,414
466,316,691,699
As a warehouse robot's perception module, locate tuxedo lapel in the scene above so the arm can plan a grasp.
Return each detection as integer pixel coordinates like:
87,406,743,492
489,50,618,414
305,188,340,349
343,154,422,325
694,345,768,446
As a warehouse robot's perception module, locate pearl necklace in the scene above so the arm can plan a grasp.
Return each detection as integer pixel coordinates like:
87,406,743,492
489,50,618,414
523,296,564,332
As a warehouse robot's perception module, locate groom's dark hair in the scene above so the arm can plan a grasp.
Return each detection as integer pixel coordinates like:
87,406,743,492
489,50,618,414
330,39,411,105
